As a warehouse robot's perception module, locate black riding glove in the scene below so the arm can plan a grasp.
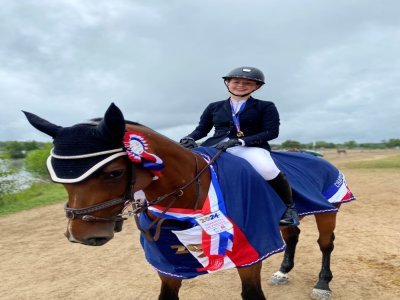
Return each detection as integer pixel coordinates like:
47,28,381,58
179,137,198,149
215,139,242,151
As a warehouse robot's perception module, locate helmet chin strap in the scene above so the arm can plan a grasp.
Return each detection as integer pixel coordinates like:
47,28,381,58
224,82,262,98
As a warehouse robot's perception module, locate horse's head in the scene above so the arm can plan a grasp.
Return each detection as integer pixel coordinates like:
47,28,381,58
25,103,208,246
24,103,153,246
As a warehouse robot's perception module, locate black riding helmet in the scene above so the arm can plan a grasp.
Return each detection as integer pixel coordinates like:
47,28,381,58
222,66,265,85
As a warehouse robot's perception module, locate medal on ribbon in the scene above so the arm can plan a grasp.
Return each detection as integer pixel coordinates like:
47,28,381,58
229,99,246,138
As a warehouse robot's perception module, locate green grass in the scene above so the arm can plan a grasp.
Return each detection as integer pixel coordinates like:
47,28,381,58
0,182,67,216
340,154,400,171
0,153,9,159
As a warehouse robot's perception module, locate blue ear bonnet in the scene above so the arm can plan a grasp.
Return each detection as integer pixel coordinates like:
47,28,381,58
24,103,127,183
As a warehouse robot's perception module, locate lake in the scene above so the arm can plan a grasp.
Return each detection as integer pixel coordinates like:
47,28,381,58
0,159,34,193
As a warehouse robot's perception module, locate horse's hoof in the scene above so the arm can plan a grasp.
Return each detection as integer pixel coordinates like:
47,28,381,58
310,288,332,300
268,271,289,285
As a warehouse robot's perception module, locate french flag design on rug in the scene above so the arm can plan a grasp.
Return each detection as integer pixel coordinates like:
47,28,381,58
149,168,235,271
139,148,287,279
322,171,355,204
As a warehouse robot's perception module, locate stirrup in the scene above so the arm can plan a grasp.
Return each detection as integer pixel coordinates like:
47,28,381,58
279,218,299,227
279,207,299,227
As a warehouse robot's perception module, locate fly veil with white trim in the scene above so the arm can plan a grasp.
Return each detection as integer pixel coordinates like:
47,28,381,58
23,103,128,183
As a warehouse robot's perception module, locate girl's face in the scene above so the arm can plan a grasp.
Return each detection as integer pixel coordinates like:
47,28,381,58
227,78,259,97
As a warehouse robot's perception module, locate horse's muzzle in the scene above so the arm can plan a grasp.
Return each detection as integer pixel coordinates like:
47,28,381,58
64,224,114,246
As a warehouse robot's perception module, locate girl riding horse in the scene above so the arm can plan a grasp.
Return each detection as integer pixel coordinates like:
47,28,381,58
180,66,299,227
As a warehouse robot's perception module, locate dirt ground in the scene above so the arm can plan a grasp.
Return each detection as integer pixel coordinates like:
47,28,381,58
1,150,399,300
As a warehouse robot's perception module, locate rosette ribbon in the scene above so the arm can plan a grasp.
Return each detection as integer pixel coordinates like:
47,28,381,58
123,132,164,177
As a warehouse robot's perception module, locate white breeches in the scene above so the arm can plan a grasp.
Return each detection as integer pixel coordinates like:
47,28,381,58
227,146,281,181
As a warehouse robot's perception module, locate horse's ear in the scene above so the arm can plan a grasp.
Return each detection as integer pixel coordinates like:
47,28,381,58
98,103,126,142
22,111,62,138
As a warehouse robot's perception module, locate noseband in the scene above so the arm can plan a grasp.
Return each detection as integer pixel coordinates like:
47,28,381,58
64,197,129,222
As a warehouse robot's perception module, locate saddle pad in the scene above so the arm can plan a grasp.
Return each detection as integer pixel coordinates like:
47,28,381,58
138,148,355,279
139,148,287,279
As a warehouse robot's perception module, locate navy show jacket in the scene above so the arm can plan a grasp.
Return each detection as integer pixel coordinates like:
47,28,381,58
187,97,280,151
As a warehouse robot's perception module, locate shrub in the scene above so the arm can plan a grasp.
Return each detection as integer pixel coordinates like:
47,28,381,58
25,144,52,179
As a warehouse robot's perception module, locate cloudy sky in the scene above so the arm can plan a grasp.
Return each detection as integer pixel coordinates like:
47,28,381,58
1,0,399,144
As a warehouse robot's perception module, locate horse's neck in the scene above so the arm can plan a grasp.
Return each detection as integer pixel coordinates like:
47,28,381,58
145,149,210,210
128,124,210,210
128,126,210,208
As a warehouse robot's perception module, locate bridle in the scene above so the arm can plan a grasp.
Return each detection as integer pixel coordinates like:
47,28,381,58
64,162,137,232
64,148,224,240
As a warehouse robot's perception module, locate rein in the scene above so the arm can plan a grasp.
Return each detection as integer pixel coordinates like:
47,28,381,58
64,148,224,241
132,149,224,241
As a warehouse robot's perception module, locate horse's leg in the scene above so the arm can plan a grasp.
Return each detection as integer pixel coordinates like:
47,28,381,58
237,262,266,300
311,212,337,300
269,226,301,285
158,274,182,300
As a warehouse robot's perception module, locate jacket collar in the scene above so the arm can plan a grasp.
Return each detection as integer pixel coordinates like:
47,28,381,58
224,96,256,114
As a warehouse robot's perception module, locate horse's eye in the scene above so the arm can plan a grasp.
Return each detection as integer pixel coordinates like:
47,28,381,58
104,169,124,179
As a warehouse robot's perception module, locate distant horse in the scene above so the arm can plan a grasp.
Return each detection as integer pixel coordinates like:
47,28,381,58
337,149,347,155
24,103,354,300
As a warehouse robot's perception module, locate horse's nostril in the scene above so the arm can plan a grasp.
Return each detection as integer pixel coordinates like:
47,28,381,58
85,237,111,246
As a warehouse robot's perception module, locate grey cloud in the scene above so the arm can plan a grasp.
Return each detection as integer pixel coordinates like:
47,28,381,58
1,0,399,143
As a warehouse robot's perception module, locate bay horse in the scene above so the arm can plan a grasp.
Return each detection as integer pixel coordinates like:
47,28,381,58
24,103,354,300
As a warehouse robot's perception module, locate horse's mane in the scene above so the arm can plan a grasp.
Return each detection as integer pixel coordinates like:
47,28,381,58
86,118,178,145
88,118,145,127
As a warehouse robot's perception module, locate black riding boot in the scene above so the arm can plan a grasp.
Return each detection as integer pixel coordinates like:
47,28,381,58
268,172,300,227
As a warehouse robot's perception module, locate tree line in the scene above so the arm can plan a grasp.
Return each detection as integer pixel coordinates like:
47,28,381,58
272,139,400,150
1,139,400,160
0,141,50,159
